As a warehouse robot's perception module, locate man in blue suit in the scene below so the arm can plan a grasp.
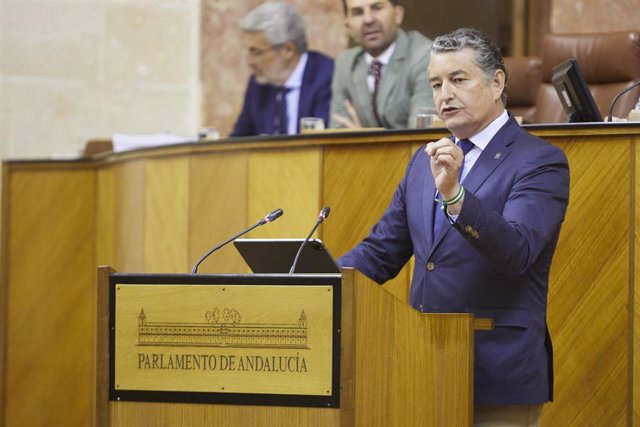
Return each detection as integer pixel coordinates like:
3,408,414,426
339,28,570,425
231,2,334,137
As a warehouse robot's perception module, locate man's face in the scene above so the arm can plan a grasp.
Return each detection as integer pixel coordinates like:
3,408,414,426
242,31,290,86
344,0,404,57
428,48,505,139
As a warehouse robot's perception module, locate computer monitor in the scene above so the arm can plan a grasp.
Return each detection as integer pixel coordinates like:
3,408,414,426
551,58,603,122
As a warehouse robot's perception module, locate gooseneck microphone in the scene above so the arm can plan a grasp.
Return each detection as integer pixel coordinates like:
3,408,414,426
289,207,331,274
191,208,284,274
607,80,640,122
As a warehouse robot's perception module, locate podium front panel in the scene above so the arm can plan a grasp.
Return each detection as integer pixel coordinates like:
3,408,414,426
108,273,341,408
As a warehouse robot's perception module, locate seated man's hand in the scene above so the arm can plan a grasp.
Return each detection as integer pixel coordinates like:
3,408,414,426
332,99,362,128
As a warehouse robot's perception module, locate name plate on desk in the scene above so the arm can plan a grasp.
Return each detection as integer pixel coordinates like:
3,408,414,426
109,274,341,407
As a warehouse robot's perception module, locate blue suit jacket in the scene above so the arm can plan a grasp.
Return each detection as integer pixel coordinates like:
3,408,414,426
339,116,570,405
231,51,334,137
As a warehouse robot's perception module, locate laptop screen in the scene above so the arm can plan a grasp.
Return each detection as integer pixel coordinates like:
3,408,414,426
233,238,340,274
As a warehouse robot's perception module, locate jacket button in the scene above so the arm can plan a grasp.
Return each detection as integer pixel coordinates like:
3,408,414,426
426,262,435,271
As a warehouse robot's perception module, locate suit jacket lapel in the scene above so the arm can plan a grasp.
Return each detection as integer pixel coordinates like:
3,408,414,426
377,31,409,121
427,117,520,253
421,154,437,248
350,54,377,126
462,117,518,194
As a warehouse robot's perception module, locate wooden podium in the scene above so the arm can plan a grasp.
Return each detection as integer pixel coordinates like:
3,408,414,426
96,266,490,426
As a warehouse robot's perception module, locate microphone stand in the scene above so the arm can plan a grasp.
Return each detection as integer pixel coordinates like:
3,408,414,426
191,208,283,274
607,80,640,122
289,207,330,274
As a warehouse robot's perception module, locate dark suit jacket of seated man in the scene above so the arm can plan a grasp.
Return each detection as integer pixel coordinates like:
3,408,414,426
339,27,570,414
231,51,334,137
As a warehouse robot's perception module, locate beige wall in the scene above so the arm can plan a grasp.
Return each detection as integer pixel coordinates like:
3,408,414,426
0,0,201,159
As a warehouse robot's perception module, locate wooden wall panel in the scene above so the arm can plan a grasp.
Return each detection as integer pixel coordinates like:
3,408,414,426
108,401,339,426
114,161,146,273
0,167,6,427
247,147,322,239
635,137,640,426
144,157,190,273
544,136,630,425
188,151,249,274
3,126,640,426
351,271,474,426
4,168,96,427
96,165,116,268
323,143,413,303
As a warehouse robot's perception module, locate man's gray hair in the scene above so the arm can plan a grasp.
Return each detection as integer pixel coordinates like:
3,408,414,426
431,28,508,106
242,1,307,53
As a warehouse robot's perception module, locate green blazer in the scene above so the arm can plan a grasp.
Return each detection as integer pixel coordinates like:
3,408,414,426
330,30,434,129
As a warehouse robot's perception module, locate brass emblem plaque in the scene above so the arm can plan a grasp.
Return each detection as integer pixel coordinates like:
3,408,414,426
109,275,340,407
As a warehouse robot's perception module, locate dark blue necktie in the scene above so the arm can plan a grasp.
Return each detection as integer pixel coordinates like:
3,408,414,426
274,87,290,135
457,139,475,175
432,139,475,241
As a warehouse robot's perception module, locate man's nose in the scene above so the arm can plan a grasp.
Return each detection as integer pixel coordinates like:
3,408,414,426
363,8,374,23
441,81,455,100
246,53,258,67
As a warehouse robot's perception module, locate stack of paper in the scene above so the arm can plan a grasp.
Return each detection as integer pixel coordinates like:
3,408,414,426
112,133,194,153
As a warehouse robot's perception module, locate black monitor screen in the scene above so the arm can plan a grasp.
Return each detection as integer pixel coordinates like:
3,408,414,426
551,58,603,122
234,238,340,274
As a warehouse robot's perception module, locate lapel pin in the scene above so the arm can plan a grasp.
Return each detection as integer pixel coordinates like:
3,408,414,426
494,152,502,159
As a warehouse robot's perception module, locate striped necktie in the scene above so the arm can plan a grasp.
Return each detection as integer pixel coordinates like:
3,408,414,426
369,60,383,126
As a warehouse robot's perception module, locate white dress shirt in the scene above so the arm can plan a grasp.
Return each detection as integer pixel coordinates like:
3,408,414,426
282,52,308,135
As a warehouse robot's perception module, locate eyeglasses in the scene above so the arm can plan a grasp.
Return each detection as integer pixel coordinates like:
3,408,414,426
246,44,283,59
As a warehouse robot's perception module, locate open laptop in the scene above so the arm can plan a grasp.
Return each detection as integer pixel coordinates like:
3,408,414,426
233,238,340,274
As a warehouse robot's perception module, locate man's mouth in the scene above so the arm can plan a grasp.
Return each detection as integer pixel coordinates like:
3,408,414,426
363,29,381,40
441,106,460,116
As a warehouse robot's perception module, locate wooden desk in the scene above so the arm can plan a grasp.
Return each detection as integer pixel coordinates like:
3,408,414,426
1,123,639,426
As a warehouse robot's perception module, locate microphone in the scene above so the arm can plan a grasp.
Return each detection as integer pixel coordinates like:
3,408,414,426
607,80,640,122
191,208,284,274
289,207,331,274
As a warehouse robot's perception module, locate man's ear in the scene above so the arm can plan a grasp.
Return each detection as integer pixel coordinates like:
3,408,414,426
282,40,297,57
394,5,405,25
493,69,506,101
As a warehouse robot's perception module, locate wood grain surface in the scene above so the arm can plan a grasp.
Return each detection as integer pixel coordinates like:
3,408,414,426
2,125,640,426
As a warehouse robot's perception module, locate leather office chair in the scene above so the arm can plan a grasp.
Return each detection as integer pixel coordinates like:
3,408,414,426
534,31,640,123
504,56,542,124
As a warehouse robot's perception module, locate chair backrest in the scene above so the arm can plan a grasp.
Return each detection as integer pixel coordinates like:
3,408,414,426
504,56,542,124
534,31,640,123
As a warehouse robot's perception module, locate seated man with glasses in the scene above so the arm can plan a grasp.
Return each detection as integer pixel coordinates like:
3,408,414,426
230,1,335,137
